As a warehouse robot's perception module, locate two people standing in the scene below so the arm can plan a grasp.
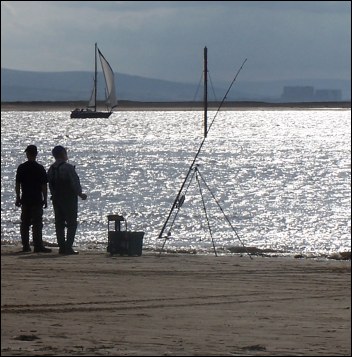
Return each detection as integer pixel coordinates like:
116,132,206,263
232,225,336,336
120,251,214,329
15,145,87,254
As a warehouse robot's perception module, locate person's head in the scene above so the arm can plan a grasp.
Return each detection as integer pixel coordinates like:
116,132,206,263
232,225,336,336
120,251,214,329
24,145,38,160
52,145,68,160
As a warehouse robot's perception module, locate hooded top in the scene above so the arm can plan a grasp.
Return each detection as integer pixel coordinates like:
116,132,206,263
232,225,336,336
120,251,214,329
47,159,83,201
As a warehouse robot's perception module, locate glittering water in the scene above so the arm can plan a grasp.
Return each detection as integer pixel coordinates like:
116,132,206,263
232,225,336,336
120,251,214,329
1,109,351,257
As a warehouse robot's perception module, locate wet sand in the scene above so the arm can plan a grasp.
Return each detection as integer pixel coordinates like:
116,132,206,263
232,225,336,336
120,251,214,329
1,245,350,356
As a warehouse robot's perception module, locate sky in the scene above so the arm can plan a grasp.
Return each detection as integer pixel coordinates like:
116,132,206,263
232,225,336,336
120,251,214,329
1,1,351,84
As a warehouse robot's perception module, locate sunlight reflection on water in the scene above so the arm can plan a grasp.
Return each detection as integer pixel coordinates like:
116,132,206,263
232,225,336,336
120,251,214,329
1,109,351,257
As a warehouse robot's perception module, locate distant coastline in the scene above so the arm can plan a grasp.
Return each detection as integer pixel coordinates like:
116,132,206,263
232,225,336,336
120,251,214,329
1,100,351,112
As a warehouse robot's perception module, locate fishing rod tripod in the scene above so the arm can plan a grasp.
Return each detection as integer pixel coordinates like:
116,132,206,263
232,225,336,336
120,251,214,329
158,164,252,258
158,49,250,258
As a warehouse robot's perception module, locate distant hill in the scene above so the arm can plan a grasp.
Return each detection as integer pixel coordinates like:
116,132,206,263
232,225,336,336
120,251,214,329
1,68,202,102
1,68,350,102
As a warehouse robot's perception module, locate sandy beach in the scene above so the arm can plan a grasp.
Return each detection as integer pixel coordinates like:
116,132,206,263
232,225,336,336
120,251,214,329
1,245,350,356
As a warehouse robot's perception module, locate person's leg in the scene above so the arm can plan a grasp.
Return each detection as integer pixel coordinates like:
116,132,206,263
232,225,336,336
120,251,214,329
31,205,44,249
32,205,51,252
65,198,78,251
53,200,66,253
20,205,31,251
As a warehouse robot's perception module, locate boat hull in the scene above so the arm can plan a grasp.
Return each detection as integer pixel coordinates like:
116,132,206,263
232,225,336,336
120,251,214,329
70,110,112,119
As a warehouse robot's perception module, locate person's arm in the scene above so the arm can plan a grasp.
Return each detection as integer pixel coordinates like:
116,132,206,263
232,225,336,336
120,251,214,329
67,164,87,200
79,192,87,200
42,183,48,208
15,182,21,207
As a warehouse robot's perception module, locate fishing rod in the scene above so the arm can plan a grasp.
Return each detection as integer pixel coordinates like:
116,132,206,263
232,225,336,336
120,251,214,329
158,57,248,244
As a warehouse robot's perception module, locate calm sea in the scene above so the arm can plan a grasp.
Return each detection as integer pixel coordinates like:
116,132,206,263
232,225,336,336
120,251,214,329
1,109,351,257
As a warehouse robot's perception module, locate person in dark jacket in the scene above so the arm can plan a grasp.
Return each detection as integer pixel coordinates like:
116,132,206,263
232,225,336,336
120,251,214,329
15,145,52,253
47,146,87,255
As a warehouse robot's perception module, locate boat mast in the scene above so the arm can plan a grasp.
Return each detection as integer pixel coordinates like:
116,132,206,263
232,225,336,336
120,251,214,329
94,43,97,112
204,46,208,138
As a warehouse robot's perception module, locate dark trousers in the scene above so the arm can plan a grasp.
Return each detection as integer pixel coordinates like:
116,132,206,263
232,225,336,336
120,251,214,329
20,204,44,249
52,197,78,250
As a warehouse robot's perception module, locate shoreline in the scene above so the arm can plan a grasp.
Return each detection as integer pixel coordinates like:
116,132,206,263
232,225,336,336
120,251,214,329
1,241,351,261
1,100,351,112
1,245,351,356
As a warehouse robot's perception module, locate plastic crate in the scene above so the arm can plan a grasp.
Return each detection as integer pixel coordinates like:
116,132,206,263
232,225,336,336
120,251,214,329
107,231,144,256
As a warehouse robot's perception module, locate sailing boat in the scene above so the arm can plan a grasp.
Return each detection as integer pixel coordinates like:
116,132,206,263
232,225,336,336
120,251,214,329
70,43,118,118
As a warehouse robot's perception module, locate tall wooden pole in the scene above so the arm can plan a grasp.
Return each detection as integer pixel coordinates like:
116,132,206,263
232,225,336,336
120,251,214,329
204,46,208,138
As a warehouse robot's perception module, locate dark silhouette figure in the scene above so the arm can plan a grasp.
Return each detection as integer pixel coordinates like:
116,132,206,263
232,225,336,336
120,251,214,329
47,146,87,255
15,145,52,253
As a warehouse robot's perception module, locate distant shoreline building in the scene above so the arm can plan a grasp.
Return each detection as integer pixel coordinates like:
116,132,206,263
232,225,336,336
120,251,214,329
281,86,342,102
314,89,342,101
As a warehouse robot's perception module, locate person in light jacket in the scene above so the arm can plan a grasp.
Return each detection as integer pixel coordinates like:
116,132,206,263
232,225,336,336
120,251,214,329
47,146,87,255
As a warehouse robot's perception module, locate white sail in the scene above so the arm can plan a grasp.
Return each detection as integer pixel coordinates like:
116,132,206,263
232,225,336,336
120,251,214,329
87,82,96,108
98,49,118,109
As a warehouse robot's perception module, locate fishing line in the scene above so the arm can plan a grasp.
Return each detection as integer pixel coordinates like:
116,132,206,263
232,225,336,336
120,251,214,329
205,58,247,137
192,73,203,102
184,73,204,112
208,71,218,101
196,167,252,259
195,168,217,256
